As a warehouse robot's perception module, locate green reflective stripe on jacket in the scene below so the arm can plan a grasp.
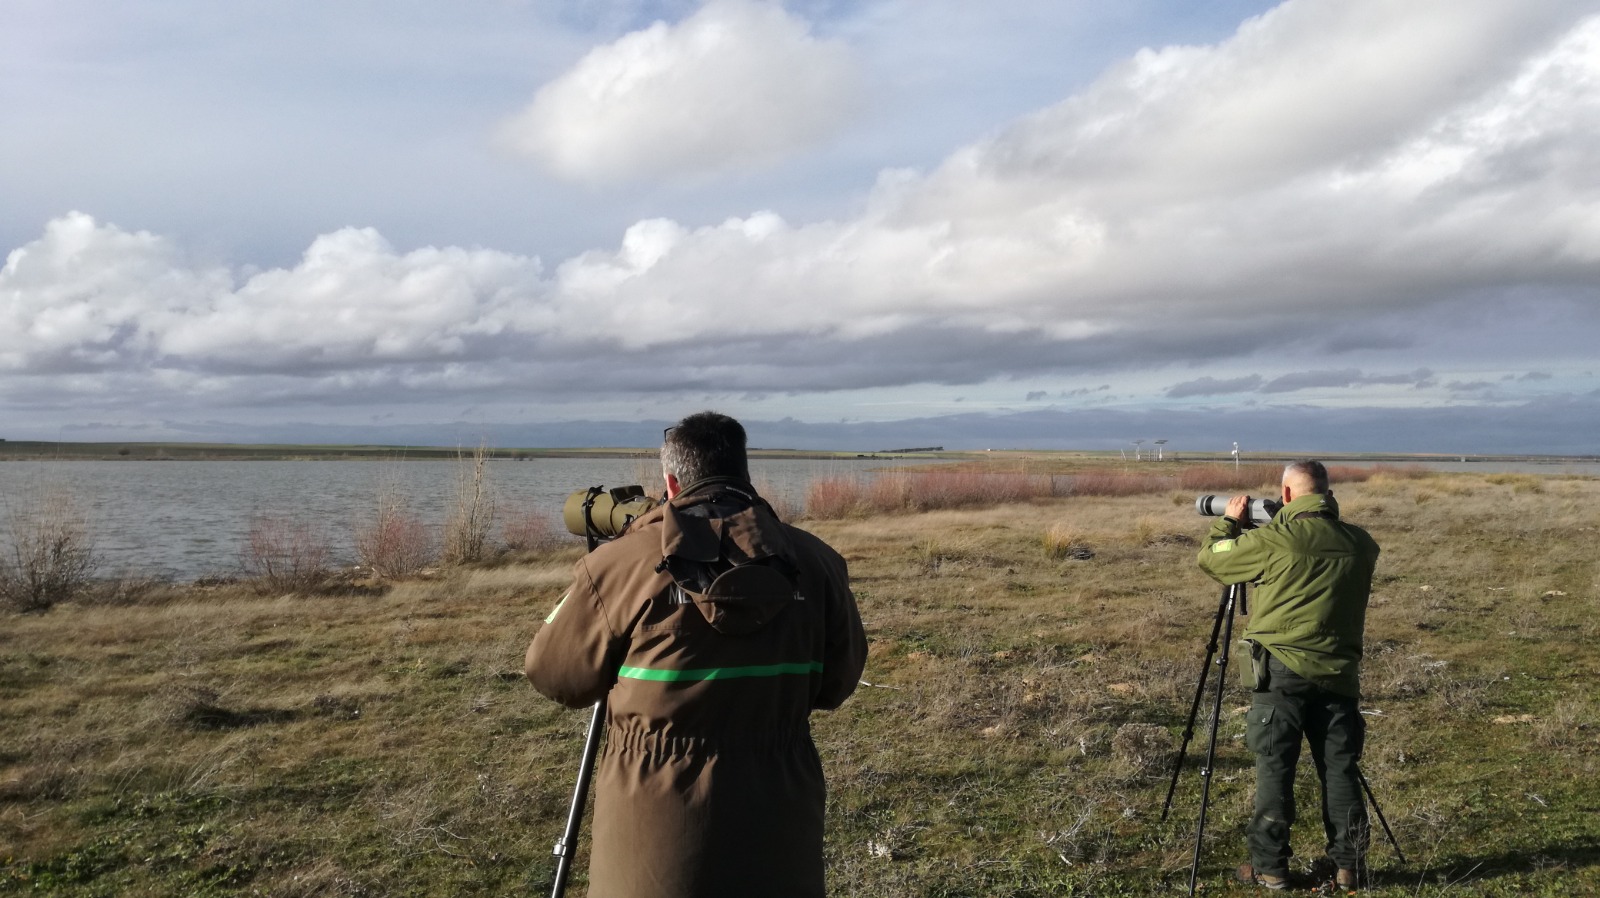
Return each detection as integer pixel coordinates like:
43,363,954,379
544,594,568,624
617,660,824,682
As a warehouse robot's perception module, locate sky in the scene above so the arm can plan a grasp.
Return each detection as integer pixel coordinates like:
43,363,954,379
4,0,1599,454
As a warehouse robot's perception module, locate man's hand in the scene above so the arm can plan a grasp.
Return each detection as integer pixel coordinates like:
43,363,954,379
1225,495,1250,522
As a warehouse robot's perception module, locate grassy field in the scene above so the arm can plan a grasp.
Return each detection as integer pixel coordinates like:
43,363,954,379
2,466,1598,895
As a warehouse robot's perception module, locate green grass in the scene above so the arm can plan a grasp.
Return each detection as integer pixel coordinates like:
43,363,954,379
2,468,1599,895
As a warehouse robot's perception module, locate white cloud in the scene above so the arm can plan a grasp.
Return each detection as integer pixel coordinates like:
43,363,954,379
497,0,863,184
0,212,228,373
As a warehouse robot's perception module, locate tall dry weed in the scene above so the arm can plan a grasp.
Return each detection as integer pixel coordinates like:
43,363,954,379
0,485,98,612
443,443,496,565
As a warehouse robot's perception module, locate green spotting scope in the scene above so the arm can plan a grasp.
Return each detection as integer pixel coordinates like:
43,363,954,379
563,485,660,541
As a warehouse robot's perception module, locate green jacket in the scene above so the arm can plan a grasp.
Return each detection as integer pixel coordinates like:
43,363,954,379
1196,492,1379,697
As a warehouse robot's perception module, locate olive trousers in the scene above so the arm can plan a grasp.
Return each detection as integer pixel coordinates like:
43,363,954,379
1245,653,1369,878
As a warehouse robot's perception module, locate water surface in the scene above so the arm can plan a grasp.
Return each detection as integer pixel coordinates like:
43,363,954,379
0,457,893,580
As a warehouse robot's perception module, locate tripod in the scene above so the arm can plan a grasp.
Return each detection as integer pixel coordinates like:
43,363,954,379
551,698,606,898
1161,582,1246,896
1161,583,1406,895
550,487,613,898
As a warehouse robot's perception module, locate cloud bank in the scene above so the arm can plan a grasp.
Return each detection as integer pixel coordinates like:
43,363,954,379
4,0,1599,448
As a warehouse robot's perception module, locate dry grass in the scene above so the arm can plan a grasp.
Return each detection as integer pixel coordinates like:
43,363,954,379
3,468,1600,895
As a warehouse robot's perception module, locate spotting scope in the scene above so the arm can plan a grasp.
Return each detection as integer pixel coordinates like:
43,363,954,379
1194,494,1282,527
563,485,659,541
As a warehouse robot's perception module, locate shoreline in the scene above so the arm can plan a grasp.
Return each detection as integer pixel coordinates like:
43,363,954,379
2,439,1597,465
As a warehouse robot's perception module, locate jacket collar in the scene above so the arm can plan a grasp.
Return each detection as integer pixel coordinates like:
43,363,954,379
1277,491,1339,522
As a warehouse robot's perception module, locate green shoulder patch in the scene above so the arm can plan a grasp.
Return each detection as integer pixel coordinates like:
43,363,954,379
1211,540,1236,553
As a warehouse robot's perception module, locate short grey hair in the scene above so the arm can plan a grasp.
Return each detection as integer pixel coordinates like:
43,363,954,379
661,411,749,486
1283,459,1330,493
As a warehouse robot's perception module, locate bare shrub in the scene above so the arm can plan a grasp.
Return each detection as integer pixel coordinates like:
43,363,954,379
499,505,555,553
443,443,496,565
0,487,98,612
241,512,331,594
356,490,434,579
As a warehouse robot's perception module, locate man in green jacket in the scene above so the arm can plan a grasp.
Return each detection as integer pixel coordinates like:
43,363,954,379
1197,460,1380,891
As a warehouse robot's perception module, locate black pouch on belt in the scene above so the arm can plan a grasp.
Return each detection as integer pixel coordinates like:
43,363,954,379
1243,639,1270,691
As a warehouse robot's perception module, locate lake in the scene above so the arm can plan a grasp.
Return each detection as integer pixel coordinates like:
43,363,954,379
0,457,898,581
2,455,1595,582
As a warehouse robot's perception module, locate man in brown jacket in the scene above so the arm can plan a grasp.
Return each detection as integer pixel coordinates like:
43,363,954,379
526,411,868,898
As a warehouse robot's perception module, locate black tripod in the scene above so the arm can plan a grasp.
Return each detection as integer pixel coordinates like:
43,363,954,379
1161,583,1406,895
1161,582,1246,896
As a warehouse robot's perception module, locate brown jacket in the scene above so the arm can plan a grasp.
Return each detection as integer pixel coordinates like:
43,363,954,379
526,481,867,898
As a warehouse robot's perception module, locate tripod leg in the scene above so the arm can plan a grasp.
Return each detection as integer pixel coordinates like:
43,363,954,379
552,699,607,898
1358,768,1406,866
1161,586,1231,822
1188,584,1241,896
